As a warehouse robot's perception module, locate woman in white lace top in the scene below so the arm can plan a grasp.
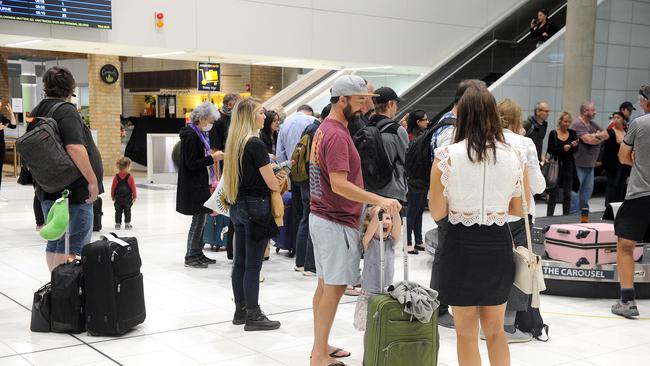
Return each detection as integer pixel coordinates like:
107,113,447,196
428,85,531,366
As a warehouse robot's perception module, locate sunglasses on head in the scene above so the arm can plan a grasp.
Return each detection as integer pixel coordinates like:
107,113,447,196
639,89,649,100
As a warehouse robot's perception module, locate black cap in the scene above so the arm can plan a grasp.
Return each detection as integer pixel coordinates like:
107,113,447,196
372,87,403,104
619,101,636,111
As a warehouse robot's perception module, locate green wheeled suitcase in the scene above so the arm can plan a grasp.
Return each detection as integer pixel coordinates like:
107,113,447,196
363,210,439,366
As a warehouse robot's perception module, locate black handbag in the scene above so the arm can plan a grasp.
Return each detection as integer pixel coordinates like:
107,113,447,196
17,165,34,186
30,283,52,332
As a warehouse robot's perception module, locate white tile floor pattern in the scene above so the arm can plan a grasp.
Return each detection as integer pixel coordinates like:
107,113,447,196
0,176,648,366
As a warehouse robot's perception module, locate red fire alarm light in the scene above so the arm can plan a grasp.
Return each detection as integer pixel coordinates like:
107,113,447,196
155,12,165,29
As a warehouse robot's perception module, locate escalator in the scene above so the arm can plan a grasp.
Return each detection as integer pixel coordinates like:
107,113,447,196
397,0,567,122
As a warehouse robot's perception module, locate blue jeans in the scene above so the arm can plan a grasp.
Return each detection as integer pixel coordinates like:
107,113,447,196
41,200,93,255
406,190,428,245
185,213,207,258
230,196,271,308
295,181,316,271
575,167,595,212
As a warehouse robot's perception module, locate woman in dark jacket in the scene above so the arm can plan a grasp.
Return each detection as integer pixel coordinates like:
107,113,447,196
603,112,631,205
176,102,223,268
405,109,429,254
259,110,279,158
530,8,558,45
546,112,579,216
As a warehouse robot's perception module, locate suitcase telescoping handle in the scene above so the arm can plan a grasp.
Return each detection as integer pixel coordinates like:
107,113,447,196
62,190,71,259
379,209,385,294
378,208,409,295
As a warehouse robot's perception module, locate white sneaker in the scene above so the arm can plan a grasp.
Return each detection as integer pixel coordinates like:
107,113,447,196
294,266,304,272
0,196,8,203
302,270,317,277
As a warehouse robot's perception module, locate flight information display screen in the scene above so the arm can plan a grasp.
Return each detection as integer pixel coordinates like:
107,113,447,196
0,1,112,29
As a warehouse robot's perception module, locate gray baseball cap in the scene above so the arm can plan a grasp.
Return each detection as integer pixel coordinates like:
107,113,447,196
331,75,379,98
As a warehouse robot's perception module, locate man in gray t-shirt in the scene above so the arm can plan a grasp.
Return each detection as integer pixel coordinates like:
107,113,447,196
612,85,650,319
569,102,610,214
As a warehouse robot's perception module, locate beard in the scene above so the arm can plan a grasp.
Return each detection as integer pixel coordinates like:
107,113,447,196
343,104,361,121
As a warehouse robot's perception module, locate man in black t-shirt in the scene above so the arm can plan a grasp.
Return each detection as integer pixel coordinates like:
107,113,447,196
31,66,103,271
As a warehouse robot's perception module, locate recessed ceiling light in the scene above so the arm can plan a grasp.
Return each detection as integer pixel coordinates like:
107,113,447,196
141,51,187,58
344,65,393,71
253,59,303,66
5,39,44,47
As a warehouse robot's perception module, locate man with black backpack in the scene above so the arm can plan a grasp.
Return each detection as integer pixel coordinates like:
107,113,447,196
354,87,408,204
27,66,104,271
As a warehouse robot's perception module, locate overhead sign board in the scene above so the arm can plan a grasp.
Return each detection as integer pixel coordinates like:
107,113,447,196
197,63,221,92
0,1,113,29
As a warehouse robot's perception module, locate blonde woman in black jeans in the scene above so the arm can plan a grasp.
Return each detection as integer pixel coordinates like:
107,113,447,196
223,98,286,331
546,112,579,216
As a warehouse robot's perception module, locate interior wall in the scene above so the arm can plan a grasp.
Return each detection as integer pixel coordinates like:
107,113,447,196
0,0,525,70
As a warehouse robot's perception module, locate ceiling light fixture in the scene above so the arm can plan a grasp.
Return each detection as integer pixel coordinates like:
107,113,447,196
5,39,44,47
344,65,393,71
141,51,187,58
253,59,303,66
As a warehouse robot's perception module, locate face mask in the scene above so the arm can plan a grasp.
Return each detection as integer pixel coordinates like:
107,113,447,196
202,124,213,132
222,106,232,115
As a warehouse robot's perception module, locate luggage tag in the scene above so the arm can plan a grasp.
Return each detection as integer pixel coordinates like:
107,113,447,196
102,233,131,247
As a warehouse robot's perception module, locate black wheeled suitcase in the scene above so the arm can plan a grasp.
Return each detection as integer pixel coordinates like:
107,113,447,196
92,197,103,232
82,233,145,335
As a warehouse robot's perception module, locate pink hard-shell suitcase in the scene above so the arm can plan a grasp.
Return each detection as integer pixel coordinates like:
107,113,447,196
544,223,644,265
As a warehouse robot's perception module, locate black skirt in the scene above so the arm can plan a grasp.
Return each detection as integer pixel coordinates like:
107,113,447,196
437,223,514,307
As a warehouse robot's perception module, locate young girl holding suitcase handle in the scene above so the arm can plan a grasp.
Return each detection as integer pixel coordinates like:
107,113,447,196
353,206,402,331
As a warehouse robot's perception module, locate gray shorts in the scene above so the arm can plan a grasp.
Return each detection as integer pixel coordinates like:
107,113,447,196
309,213,361,286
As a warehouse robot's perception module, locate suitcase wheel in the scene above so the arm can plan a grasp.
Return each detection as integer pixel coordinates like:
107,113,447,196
576,230,590,239
575,257,590,267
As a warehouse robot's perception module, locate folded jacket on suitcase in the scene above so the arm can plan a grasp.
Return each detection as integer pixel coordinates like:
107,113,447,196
82,234,145,335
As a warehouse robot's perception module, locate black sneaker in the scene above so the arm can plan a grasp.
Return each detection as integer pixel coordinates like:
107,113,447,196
199,253,216,264
414,244,425,251
233,304,246,325
184,257,208,268
244,306,281,331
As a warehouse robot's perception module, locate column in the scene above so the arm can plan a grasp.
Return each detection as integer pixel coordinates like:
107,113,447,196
561,0,597,117
88,54,122,173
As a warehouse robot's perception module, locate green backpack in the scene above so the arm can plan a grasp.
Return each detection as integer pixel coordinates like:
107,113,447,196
290,133,311,182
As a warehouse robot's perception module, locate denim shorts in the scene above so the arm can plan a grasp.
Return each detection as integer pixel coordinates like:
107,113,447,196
41,200,93,254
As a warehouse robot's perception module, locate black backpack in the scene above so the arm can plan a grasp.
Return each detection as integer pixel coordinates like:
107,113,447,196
17,102,83,193
115,174,133,200
515,307,549,341
353,118,398,191
404,117,455,192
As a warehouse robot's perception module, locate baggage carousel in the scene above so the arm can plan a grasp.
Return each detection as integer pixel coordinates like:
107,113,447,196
425,212,650,299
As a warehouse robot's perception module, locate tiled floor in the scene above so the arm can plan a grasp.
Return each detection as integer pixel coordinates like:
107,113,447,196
0,175,648,366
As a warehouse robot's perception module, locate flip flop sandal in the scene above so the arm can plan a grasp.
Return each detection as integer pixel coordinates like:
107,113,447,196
329,348,351,358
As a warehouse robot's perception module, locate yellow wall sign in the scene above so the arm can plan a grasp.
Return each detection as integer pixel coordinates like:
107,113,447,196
197,63,221,92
